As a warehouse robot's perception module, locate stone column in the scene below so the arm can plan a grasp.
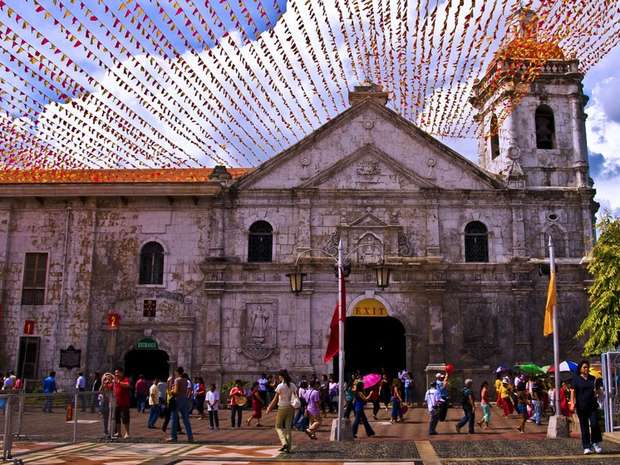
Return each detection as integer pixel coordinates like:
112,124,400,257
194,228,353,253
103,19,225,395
0,206,12,350
202,288,224,383
581,199,595,254
209,202,225,257
294,289,313,371
570,93,589,187
511,200,526,258
424,194,441,257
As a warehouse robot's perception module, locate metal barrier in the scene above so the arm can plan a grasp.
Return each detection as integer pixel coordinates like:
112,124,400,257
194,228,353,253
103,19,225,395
1,390,121,459
602,351,620,432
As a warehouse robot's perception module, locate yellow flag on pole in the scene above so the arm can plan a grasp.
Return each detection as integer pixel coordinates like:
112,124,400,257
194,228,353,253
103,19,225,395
544,270,556,336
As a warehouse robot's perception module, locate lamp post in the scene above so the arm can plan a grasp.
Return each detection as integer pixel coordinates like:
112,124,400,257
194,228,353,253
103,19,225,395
287,241,391,441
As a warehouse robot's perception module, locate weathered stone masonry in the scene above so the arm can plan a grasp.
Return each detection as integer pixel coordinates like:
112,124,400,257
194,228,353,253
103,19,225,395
0,49,598,395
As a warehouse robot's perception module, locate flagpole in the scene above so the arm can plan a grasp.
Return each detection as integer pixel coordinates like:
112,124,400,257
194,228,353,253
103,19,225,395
337,239,344,442
549,236,561,417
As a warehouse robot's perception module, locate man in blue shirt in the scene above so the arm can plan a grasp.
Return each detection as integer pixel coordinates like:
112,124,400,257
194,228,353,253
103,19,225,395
42,371,57,413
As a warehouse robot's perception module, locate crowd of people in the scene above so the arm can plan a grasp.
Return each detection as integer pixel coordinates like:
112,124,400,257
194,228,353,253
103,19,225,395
0,361,606,455
423,360,605,455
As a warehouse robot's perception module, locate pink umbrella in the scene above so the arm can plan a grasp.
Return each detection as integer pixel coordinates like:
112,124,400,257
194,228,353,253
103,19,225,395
362,373,382,389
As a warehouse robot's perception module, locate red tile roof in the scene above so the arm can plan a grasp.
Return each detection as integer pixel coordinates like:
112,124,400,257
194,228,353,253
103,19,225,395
0,168,253,184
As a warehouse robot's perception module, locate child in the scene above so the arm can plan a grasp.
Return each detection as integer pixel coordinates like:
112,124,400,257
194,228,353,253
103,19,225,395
246,381,263,426
206,384,220,430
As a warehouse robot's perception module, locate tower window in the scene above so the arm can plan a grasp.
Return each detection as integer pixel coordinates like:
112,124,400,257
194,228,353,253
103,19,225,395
535,105,556,149
489,114,500,159
248,221,273,262
139,241,164,285
465,221,489,262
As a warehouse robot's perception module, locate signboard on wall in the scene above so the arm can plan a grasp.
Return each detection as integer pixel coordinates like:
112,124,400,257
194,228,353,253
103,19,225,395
135,337,159,350
107,312,120,329
23,319,35,335
351,298,388,317
59,345,81,369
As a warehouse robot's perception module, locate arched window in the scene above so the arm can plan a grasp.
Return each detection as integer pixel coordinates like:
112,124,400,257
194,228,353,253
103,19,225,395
464,221,489,262
544,225,567,258
489,114,500,159
535,105,556,149
248,221,273,262
139,241,164,284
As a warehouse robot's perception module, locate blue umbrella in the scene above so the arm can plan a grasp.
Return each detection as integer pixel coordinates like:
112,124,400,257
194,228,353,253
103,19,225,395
495,364,510,373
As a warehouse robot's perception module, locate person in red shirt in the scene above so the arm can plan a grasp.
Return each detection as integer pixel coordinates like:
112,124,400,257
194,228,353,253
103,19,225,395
229,379,245,427
113,367,131,438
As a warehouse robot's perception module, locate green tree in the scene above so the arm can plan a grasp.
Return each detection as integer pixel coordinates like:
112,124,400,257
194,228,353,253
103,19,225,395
576,215,620,355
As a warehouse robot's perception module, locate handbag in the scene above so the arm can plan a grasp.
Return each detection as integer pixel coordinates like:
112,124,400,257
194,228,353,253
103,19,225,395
291,389,301,409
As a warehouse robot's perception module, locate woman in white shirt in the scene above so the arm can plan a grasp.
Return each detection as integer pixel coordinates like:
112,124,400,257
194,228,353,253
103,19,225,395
267,369,298,453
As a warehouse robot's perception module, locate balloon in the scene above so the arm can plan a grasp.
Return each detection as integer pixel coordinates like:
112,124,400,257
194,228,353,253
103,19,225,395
445,363,455,375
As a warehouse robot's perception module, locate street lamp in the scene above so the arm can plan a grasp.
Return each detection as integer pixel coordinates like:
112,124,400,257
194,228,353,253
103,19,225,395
375,262,391,289
286,270,306,294
286,241,391,441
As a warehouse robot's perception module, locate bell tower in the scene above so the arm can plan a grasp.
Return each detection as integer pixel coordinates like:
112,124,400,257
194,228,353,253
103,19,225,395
470,8,591,188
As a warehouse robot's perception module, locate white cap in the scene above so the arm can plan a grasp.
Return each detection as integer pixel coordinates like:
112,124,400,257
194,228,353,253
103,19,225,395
436,373,445,379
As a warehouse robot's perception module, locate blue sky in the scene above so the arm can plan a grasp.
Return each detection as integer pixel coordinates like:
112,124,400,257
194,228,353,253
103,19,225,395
1,0,619,215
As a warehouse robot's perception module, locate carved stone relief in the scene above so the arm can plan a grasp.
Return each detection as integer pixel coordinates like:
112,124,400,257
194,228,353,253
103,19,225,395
240,302,277,361
398,231,415,257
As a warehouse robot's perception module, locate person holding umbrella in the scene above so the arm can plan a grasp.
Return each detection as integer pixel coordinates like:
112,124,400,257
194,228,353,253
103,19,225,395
352,381,375,438
361,373,382,420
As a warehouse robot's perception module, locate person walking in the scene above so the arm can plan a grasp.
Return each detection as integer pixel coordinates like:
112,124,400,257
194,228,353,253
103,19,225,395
168,367,194,442
147,378,160,428
246,381,264,427
499,377,514,416
571,360,603,455
161,377,183,436
351,381,375,438
194,377,206,420
379,373,391,412
75,372,87,412
99,373,114,438
404,372,414,407
530,377,543,426
390,378,404,423
206,383,220,430
258,373,269,405
477,381,491,429
135,375,148,414
515,382,530,433
229,379,245,428
294,380,309,430
266,369,298,453
90,372,102,413
424,381,442,435
455,379,475,434
304,380,321,440
113,367,131,439
42,371,57,413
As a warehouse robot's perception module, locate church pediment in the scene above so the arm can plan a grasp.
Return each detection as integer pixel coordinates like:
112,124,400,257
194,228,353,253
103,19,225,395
298,145,437,191
235,100,503,191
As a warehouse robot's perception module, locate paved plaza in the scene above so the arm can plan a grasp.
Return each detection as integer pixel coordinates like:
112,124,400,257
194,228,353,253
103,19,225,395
4,406,620,465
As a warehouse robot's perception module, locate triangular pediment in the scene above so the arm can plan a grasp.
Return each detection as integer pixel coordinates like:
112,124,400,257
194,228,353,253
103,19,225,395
348,213,388,228
299,145,437,191
235,99,503,191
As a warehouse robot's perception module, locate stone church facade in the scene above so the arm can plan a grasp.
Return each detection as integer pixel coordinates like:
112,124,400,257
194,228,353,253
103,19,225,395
0,16,598,392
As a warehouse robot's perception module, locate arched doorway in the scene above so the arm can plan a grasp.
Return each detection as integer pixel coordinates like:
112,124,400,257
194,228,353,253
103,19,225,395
124,337,170,382
344,315,406,377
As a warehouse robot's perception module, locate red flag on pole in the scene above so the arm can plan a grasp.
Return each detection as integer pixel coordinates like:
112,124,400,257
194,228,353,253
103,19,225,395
324,272,346,363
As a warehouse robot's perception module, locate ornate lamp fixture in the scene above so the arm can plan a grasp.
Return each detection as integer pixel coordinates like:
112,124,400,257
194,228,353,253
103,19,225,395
375,262,391,289
286,270,306,294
